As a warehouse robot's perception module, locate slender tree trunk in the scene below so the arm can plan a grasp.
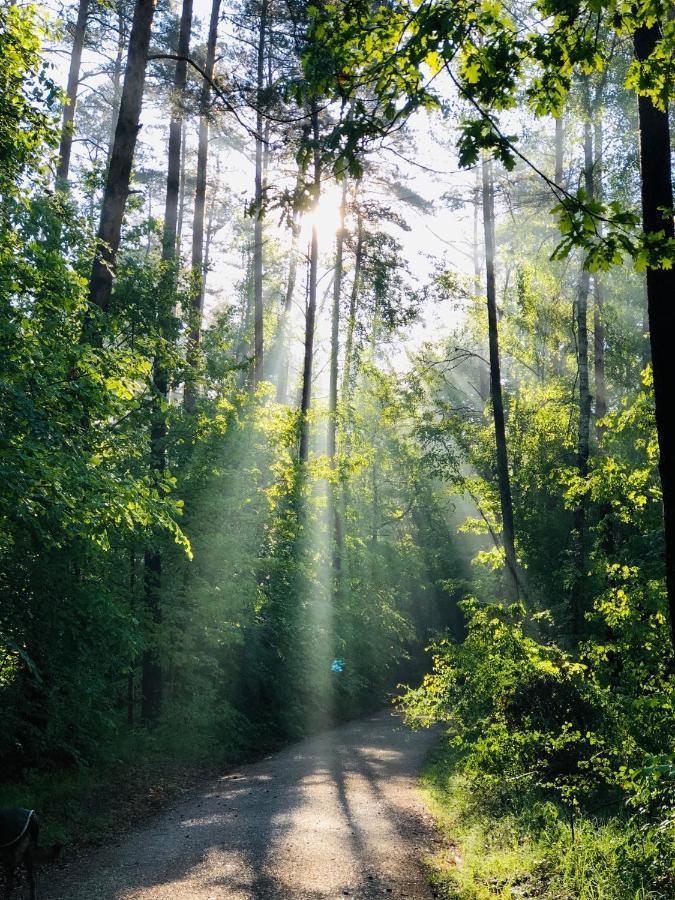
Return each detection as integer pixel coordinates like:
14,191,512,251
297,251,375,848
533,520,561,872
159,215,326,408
88,0,157,315
593,270,606,426
337,211,364,589
299,101,321,463
127,547,136,726
328,179,348,574
473,165,489,401
276,161,307,403
482,157,518,602
252,0,269,385
593,100,606,430
107,7,126,164
176,120,188,254
571,114,594,639
56,0,90,186
341,212,363,427
577,118,593,477
634,25,675,651
141,0,192,724
202,192,216,305
554,114,564,188
161,0,192,261
328,179,347,460
184,0,221,412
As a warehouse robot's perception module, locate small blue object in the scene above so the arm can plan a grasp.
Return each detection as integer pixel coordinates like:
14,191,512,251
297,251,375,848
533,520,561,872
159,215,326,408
331,657,345,674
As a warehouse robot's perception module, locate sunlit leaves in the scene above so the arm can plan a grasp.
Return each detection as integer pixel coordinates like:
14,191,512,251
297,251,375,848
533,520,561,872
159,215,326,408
457,118,517,170
551,190,644,272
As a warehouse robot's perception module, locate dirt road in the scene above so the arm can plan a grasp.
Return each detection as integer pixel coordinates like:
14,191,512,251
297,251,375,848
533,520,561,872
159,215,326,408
44,711,440,899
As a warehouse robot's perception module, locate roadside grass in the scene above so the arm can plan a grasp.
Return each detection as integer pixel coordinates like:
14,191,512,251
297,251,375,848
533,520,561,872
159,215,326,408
421,746,667,900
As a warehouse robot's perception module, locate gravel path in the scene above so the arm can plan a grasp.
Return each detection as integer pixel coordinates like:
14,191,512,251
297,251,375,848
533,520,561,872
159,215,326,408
44,711,440,900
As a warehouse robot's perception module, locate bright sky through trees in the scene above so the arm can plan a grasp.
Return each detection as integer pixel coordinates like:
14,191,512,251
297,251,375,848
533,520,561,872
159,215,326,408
1,1,673,896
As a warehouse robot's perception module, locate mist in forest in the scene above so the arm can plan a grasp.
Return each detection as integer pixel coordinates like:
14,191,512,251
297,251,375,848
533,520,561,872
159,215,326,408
0,0,673,895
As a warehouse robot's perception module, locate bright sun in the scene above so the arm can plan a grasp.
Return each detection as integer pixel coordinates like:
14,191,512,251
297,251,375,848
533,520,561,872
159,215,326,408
299,182,345,247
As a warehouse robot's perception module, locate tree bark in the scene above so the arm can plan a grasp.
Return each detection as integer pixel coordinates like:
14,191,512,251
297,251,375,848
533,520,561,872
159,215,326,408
341,211,363,428
56,0,90,187
88,0,157,315
328,179,348,575
176,120,188,254
252,0,269,386
571,114,594,639
634,25,675,651
106,4,126,165
473,164,489,401
328,179,347,461
577,117,593,478
593,97,606,430
141,0,192,724
184,0,221,412
482,157,519,602
299,101,321,463
554,114,564,188
276,161,307,403
161,0,192,261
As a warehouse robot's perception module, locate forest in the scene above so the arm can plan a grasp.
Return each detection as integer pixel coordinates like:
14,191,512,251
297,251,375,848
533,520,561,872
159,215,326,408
0,0,673,896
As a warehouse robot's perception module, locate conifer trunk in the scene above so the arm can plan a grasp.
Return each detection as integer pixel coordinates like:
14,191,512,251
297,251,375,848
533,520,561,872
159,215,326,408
341,213,363,417
88,0,157,314
276,162,306,403
482,157,518,601
634,25,675,651
184,0,221,412
554,115,563,188
252,0,269,385
176,120,188,253
571,115,594,639
107,7,126,163
141,0,192,724
299,102,320,463
328,179,347,460
328,179,348,574
56,0,90,186
593,99,606,429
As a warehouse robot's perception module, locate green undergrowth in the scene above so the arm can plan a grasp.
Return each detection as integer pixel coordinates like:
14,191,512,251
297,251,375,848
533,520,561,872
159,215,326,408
0,701,378,852
0,713,265,850
421,747,670,900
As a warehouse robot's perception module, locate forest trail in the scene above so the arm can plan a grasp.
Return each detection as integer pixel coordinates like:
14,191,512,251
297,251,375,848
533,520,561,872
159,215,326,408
44,711,440,900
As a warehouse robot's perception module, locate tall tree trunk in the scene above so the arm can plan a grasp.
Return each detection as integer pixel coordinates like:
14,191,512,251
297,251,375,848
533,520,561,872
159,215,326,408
337,210,364,590
328,179,348,574
554,114,564,188
328,179,347,460
56,0,90,186
593,97,607,430
299,101,321,463
176,120,188,254
276,161,307,403
482,157,519,602
202,189,217,305
473,165,489,401
161,0,192,261
141,0,192,724
634,25,675,651
88,0,157,315
341,211,363,427
571,114,594,639
252,0,269,386
184,0,221,412
107,5,126,164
